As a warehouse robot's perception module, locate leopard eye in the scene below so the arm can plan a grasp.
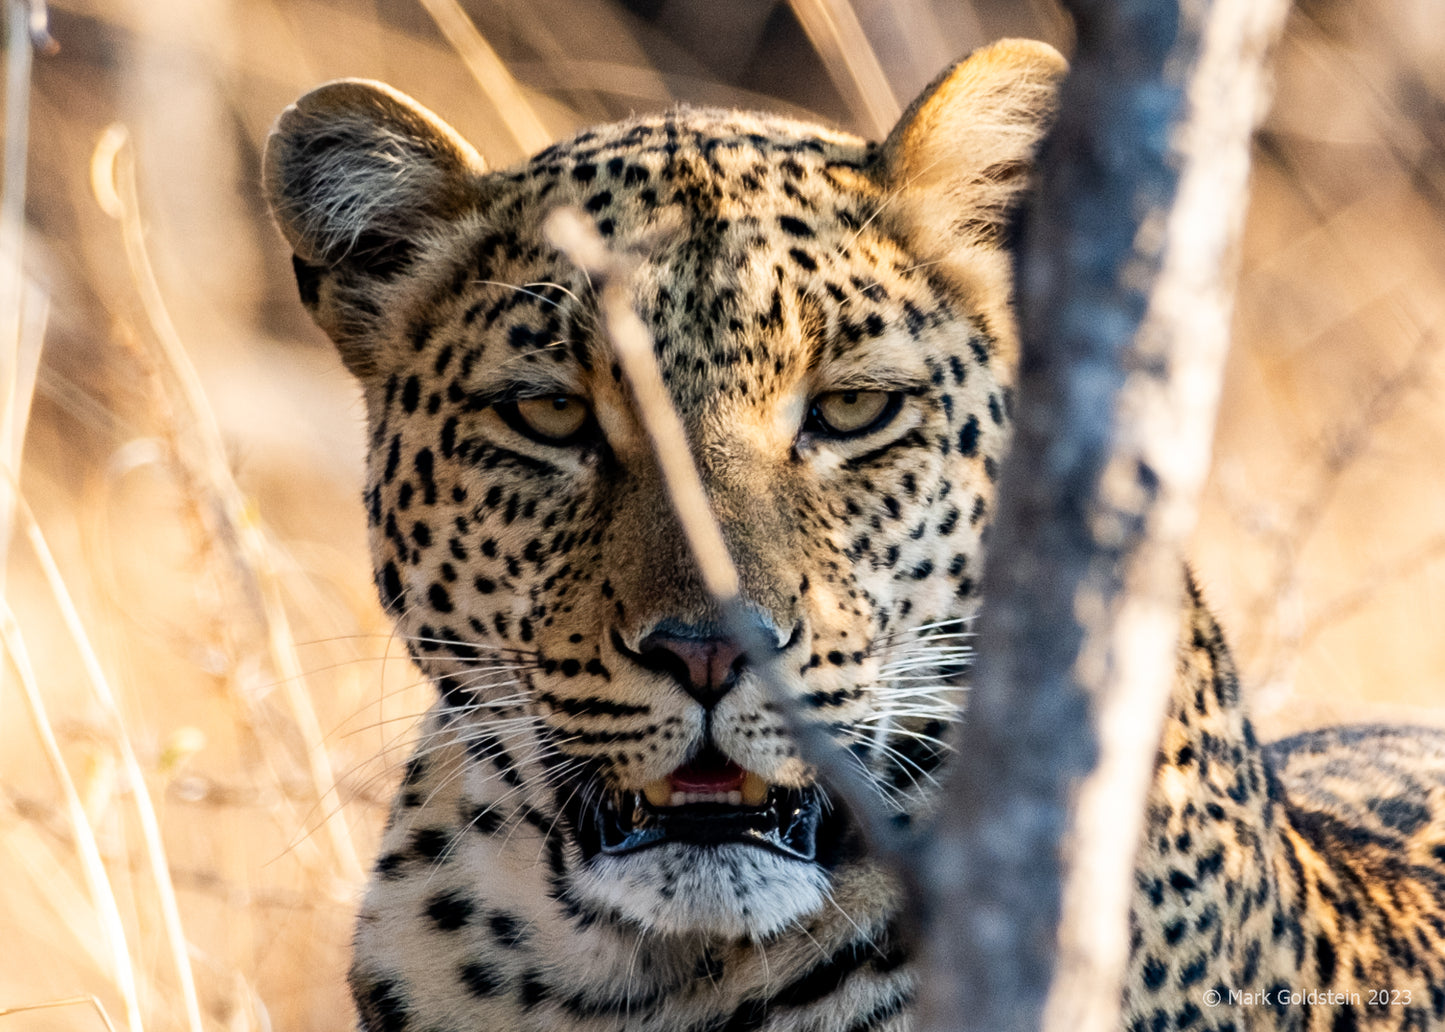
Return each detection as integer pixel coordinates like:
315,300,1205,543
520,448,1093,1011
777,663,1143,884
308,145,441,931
806,390,901,438
497,395,594,445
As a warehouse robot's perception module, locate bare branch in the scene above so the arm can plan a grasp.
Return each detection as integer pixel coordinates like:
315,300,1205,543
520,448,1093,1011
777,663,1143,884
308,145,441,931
914,1,1291,1031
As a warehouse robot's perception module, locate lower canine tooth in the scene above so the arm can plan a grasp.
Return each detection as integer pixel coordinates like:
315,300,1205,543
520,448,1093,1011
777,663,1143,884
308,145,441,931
741,771,769,806
642,779,672,807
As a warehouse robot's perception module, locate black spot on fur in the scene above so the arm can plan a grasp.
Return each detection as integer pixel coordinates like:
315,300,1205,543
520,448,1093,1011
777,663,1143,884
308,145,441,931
779,215,813,237
355,979,410,1032
426,891,475,931
460,960,504,998
1141,955,1167,991
958,415,980,456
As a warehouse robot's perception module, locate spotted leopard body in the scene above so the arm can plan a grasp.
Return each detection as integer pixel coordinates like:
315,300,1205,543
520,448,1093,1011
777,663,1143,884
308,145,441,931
263,39,1445,1032
1129,583,1445,1030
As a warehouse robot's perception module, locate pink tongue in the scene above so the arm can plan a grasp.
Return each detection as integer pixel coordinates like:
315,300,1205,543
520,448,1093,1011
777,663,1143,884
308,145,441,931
670,758,745,794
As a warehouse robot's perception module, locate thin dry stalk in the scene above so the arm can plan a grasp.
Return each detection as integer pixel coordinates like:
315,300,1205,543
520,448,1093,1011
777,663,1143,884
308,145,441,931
786,0,899,137
1,0,32,301
544,212,737,601
75,334,349,887
0,993,121,1032
2,281,46,462
0,280,46,583
1,0,40,586
90,125,365,886
417,0,553,155
544,207,909,871
0,595,143,1032
13,495,203,1031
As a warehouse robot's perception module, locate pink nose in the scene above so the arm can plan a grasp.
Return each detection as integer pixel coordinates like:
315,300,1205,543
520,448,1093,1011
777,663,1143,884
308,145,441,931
636,629,747,709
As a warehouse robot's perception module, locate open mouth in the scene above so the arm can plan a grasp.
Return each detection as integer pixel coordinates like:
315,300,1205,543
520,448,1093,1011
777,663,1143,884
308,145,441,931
574,749,826,863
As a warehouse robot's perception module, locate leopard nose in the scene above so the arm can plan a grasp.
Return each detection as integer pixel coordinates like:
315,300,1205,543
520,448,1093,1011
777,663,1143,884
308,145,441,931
635,624,749,710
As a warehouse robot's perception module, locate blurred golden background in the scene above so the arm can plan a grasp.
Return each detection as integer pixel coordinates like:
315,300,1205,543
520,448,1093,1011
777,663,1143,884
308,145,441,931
3,0,1443,1028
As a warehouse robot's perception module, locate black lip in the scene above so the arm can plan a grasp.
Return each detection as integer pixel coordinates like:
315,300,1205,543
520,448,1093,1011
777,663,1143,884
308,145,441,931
578,784,824,862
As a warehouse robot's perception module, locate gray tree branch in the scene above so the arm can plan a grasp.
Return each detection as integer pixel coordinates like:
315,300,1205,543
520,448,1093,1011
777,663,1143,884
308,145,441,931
913,1,1291,1031
548,1,1290,1025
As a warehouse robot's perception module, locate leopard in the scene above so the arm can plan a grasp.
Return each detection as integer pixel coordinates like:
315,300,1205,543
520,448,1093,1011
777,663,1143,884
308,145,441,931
263,38,1445,1032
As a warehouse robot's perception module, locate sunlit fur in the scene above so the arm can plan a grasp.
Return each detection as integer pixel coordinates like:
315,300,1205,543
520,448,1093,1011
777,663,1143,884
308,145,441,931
266,37,1445,1032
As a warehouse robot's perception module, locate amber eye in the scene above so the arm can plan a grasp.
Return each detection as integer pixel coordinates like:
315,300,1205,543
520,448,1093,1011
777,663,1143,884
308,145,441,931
806,390,901,438
496,395,595,445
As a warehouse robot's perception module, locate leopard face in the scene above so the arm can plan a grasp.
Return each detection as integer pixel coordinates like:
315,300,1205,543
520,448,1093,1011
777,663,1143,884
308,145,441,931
266,36,1062,985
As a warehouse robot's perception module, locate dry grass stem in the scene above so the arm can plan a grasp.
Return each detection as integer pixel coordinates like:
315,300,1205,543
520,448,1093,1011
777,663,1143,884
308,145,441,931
91,125,365,887
417,0,553,155
1,0,38,586
0,279,47,586
1,1,32,301
786,0,899,137
0,596,143,1032
0,994,120,1032
543,210,738,602
12,494,201,1032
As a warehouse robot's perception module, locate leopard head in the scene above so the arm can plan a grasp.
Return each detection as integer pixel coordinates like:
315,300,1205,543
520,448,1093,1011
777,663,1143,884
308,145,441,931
265,39,1064,942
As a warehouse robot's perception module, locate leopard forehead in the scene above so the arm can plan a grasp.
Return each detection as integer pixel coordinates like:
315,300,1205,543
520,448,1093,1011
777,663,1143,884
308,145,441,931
367,107,980,417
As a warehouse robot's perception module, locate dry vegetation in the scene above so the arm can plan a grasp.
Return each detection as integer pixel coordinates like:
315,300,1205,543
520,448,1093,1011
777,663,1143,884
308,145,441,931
2,0,1443,1029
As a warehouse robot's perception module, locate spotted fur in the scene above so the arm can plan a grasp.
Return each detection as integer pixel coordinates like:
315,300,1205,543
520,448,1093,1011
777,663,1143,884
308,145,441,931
264,39,1445,1032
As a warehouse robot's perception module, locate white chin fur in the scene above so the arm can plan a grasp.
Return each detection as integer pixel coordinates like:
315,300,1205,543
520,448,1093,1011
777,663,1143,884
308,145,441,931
573,843,829,940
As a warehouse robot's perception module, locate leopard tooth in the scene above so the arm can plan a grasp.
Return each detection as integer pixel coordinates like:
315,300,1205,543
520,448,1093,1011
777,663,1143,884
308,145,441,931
642,778,672,808
740,771,769,806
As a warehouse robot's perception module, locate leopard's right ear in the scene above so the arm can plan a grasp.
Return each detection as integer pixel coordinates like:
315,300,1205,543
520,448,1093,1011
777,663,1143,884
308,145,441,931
263,80,486,376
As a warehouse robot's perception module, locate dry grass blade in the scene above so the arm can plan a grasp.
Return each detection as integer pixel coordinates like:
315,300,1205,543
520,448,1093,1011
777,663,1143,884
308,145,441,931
0,280,46,584
543,211,737,602
1,1,32,305
91,125,365,887
2,281,46,464
0,994,120,1032
544,207,910,873
1,0,40,586
0,596,142,1032
785,0,899,137
417,0,553,155
14,492,202,1031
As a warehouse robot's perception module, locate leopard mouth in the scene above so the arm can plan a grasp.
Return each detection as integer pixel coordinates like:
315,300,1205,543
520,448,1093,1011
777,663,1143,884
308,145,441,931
573,749,828,863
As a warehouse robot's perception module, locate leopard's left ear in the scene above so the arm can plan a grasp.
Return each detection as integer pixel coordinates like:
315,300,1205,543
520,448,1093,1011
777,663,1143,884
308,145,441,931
877,39,1066,252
